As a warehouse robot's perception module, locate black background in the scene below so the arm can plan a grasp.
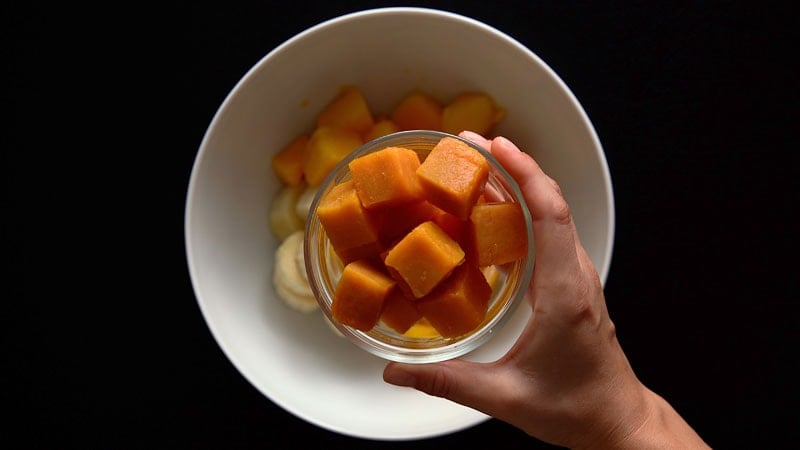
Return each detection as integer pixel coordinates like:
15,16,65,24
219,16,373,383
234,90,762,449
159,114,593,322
4,1,796,448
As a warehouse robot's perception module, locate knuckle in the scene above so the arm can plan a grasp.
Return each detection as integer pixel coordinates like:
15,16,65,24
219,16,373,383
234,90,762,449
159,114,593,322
423,369,453,399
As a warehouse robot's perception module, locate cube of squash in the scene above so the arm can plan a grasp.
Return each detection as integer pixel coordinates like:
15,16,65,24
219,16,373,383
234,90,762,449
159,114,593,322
271,134,309,187
304,126,363,187
316,86,375,135
416,137,489,220
367,199,439,247
430,206,468,248
403,318,440,338
416,263,492,338
332,260,395,331
390,91,443,131
384,221,465,298
380,287,422,334
316,180,381,264
349,146,423,209
363,118,399,142
442,92,505,136
469,202,528,266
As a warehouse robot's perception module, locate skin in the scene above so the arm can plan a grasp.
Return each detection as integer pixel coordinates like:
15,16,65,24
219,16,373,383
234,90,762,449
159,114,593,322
383,131,710,449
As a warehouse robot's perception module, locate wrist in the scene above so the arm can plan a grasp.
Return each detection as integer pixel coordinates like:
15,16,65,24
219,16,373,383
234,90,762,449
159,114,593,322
581,386,710,450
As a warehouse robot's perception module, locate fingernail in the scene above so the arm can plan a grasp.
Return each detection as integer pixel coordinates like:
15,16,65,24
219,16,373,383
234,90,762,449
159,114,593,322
384,366,417,387
493,136,520,151
459,130,491,146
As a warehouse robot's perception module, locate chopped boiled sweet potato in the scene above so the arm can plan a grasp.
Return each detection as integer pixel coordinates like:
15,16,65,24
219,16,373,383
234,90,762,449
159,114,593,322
380,286,422,334
271,134,309,187
403,317,440,338
390,91,443,131
442,92,505,136
367,199,439,247
430,206,468,248
416,263,492,338
416,137,489,220
316,85,375,135
332,260,395,331
349,146,423,209
469,202,528,266
384,221,465,298
316,180,381,264
363,118,399,142
304,126,363,186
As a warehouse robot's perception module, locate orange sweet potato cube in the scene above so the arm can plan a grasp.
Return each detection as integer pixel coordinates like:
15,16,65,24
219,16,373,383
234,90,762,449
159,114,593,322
363,118,399,142
349,146,423,209
332,260,396,331
316,180,381,264
380,287,423,334
390,91,443,131
469,202,528,266
416,137,489,220
442,92,505,136
384,221,465,298
271,134,309,187
430,206,468,248
417,263,492,338
368,199,439,247
316,85,375,135
304,126,363,186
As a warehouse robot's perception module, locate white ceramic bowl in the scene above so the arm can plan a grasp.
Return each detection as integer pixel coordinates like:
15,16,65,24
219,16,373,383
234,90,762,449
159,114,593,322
185,6,614,441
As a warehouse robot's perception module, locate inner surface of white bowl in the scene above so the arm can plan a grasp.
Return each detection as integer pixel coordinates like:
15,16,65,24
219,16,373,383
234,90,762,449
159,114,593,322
185,6,614,441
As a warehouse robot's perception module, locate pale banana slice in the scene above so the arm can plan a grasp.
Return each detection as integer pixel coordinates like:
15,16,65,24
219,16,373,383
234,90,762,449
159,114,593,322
294,232,309,284
269,185,304,241
275,231,314,298
481,264,501,290
295,185,319,223
274,273,318,313
273,230,318,313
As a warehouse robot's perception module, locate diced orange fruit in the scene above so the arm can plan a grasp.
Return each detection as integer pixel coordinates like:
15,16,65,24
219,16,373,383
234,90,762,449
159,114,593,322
304,126,363,186
390,91,443,131
368,200,439,247
316,180,381,264
332,260,395,331
384,221,465,298
363,118,399,142
430,206,468,247
349,146,423,209
416,137,489,220
403,317,439,338
442,92,505,136
316,86,375,135
380,287,422,334
469,202,528,266
271,134,309,187
416,263,492,338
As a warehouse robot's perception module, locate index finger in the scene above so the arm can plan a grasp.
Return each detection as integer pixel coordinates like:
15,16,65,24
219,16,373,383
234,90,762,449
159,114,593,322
458,132,580,275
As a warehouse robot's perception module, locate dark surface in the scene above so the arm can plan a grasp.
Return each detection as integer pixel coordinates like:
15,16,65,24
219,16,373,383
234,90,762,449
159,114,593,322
5,1,796,448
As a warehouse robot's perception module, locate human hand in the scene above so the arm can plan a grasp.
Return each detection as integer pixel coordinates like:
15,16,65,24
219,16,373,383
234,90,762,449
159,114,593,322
383,132,709,449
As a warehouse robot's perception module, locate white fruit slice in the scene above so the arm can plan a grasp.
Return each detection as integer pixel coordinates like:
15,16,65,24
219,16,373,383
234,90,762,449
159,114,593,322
294,233,309,283
269,185,304,241
273,230,317,313
274,274,318,313
295,185,319,223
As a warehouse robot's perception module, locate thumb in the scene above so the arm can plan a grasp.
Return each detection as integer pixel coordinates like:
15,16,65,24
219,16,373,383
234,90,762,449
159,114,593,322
383,360,517,418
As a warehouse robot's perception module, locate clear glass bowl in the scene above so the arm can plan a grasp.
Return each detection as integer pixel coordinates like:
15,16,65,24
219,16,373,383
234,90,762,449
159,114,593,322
304,130,535,363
